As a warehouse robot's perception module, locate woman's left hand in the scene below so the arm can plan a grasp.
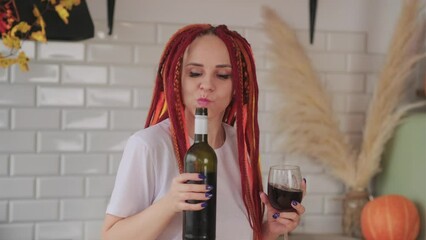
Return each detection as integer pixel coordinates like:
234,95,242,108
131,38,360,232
260,179,306,238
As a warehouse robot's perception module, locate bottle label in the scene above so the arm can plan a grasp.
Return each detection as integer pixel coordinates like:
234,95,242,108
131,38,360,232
194,115,208,134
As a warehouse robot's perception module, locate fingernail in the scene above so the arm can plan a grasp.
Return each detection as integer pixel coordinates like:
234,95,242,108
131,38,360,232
201,202,208,208
206,185,214,191
205,192,213,198
199,173,206,179
303,178,307,184
272,212,280,219
292,200,298,206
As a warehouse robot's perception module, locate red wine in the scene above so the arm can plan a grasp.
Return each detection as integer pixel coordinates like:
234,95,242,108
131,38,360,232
268,183,303,212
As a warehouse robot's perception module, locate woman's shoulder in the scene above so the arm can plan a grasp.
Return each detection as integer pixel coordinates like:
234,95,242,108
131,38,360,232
128,119,172,147
118,119,174,171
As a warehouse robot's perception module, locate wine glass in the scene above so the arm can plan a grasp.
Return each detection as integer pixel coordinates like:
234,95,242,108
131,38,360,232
268,165,303,240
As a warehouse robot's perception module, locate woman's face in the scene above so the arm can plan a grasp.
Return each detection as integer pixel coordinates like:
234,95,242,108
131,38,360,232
181,34,233,121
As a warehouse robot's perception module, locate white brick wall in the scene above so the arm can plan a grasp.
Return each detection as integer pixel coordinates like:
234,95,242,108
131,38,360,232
63,110,108,129
11,64,60,83
10,200,59,222
37,42,85,61
12,109,60,129
0,155,8,175
62,154,108,175
37,86,84,106
0,86,35,106
0,132,35,152
61,198,107,220
62,65,108,85
0,0,422,239
0,201,7,222
36,222,83,240
0,109,9,129
11,154,59,175
0,178,34,198
0,224,33,240
0,69,8,82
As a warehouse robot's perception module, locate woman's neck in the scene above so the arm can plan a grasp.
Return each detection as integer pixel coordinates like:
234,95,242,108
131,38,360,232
206,120,226,149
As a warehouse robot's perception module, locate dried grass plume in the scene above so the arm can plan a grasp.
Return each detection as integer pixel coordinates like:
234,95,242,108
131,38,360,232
262,0,426,189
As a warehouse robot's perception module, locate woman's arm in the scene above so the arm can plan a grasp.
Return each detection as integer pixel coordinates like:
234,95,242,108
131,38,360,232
102,196,176,240
102,173,211,240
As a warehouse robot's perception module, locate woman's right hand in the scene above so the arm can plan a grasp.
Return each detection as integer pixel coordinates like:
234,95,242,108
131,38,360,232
164,173,213,213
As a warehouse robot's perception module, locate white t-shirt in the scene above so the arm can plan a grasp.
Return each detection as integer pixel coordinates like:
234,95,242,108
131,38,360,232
106,119,253,240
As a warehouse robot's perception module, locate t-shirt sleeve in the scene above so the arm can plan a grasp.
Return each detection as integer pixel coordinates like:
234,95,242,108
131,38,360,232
106,134,155,217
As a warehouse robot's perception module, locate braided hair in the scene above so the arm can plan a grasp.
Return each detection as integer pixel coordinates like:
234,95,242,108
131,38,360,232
145,24,263,240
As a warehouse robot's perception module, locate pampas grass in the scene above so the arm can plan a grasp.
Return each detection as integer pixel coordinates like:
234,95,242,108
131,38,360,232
355,0,426,187
262,0,426,189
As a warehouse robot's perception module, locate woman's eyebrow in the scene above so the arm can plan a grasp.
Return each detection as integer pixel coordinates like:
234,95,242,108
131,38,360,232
185,63,203,67
184,63,231,68
216,64,232,68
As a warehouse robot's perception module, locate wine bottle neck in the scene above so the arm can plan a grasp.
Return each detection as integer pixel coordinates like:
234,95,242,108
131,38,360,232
194,114,208,143
194,134,208,143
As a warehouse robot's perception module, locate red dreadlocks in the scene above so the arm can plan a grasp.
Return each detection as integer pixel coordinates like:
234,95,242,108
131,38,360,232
145,24,264,240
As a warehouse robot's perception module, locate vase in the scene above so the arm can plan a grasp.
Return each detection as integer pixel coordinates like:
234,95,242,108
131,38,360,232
342,188,370,238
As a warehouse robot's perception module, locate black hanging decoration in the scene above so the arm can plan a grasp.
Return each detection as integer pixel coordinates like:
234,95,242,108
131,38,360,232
107,0,115,35
12,0,94,41
309,0,317,44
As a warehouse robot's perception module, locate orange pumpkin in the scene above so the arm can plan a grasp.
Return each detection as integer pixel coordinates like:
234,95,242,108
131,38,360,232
361,194,420,240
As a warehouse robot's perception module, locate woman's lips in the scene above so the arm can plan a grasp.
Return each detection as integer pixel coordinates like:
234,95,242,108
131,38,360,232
197,98,211,107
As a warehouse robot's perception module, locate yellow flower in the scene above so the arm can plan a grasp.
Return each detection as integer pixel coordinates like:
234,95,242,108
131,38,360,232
0,54,15,68
10,22,31,36
17,51,29,72
60,0,81,10
2,33,21,49
0,0,80,71
54,1,81,23
31,31,47,42
31,5,47,42
0,51,29,72
55,4,70,24
2,21,31,49
33,5,46,30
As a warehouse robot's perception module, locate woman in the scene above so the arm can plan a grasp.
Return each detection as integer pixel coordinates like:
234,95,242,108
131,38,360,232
102,24,305,240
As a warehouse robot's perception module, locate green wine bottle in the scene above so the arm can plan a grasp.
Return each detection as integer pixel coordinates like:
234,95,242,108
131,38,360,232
183,108,217,240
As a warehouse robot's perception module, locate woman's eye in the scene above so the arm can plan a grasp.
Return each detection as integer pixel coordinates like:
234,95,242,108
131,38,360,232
217,74,231,80
189,72,202,78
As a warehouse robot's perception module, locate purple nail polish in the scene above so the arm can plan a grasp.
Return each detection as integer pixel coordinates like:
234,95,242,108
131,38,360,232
272,212,280,219
205,192,213,198
292,200,298,206
201,202,208,208
206,185,214,191
199,173,206,179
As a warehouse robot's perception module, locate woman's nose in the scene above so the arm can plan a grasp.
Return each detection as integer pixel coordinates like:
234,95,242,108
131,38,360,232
199,75,214,92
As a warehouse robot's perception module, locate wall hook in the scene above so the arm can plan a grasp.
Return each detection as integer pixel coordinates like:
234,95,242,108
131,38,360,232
309,0,317,44
108,0,115,35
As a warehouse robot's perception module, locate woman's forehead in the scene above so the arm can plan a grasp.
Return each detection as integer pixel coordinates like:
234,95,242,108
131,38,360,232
183,35,230,64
